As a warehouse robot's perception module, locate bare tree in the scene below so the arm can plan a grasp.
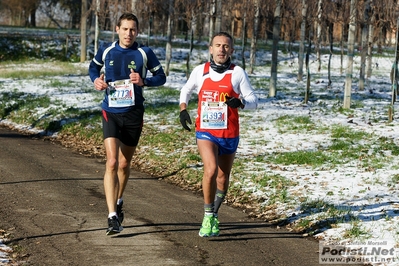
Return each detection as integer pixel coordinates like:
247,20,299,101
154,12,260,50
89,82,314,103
165,0,175,76
94,0,100,53
207,0,216,60
178,0,202,77
80,0,88,62
304,35,312,103
297,0,308,82
28,0,41,27
336,1,350,74
343,0,358,109
269,0,282,97
241,7,247,70
358,0,371,91
388,1,399,121
1,0,40,26
366,0,375,78
249,0,260,74
131,0,138,14
315,0,323,72
327,21,333,86
214,0,222,32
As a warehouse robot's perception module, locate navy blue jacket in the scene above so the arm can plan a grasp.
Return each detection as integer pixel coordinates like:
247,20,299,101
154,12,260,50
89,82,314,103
89,41,166,113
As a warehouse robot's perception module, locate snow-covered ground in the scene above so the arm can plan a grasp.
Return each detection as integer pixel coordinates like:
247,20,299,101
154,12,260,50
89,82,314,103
2,39,399,265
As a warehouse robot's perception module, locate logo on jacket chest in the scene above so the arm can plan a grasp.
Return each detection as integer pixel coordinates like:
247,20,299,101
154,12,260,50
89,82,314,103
128,61,137,70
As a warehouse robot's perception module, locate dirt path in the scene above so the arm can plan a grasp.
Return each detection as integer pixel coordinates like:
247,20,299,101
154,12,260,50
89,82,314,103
0,126,330,266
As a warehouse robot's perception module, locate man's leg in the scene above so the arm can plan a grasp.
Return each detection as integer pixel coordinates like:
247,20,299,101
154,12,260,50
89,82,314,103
117,143,136,200
197,139,219,237
211,153,235,236
214,152,236,213
103,137,123,235
197,139,219,205
115,143,136,223
211,152,236,236
103,137,120,215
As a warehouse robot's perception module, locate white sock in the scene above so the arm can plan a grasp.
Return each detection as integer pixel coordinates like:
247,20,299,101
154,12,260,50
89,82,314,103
108,212,117,218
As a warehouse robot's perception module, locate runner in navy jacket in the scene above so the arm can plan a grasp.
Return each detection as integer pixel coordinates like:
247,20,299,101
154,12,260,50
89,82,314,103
88,13,166,235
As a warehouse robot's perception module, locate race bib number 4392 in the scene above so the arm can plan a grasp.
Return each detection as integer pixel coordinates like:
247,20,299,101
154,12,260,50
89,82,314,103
108,79,135,107
200,101,228,129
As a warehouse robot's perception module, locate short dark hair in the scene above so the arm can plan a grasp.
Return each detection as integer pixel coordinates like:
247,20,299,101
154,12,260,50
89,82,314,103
210,31,233,46
117,13,139,29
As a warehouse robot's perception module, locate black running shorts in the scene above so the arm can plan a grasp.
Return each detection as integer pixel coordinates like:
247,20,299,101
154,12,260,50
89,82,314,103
102,106,144,147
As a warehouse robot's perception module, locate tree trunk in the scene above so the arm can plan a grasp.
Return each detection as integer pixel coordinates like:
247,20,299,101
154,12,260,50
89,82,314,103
186,29,194,78
315,0,323,72
30,8,36,27
215,0,222,33
165,0,174,76
196,4,203,43
249,0,260,74
269,0,282,98
230,16,235,45
304,38,312,103
203,3,210,41
359,0,371,91
340,23,345,74
343,0,358,109
80,0,88,62
208,0,216,61
389,17,399,121
366,0,375,78
241,10,247,70
94,0,100,54
328,22,333,87
297,0,307,82
191,8,198,41
358,27,367,91
131,0,138,15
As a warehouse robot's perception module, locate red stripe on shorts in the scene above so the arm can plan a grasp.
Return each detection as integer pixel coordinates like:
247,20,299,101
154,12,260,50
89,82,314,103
102,110,108,122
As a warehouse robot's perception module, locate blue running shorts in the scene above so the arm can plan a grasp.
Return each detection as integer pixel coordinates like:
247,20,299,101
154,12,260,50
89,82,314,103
196,131,239,155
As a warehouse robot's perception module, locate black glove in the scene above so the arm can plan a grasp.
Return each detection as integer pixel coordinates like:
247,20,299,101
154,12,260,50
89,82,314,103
225,96,242,108
180,109,192,131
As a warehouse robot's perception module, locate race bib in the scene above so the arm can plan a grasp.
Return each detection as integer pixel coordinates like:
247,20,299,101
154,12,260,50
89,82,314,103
200,101,228,129
108,79,135,107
